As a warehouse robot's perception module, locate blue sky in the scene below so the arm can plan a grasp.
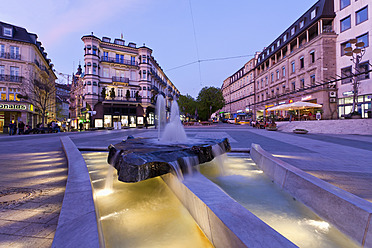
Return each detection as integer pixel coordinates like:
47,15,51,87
1,0,317,98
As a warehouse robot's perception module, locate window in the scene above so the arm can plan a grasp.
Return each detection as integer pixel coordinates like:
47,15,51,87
103,51,108,58
300,78,305,88
10,46,19,59
282,66,286,77
283,34,287,42
276,70,280,80
103,68,109,77
0,44,4,57
143,70,146,79
291,61,295,73
0,87,6,100
310,74,316,85
357,32,369,47
300,20,305,29
142,56,147,63
310,50,315,63
10,66,19,78
340,16,351,32
8,88,19,101
356,6,368,25
291,27,296,36
277,40,280,47
357,61,370,80
291,81,296,92
300,57,304,68
311,9,317,19
3,27,12,37
341,66,353,84
265,76,268,85
0,65,4,75
340,0,351,10
271,73,274,82
341,42,352,56
131,56,135,65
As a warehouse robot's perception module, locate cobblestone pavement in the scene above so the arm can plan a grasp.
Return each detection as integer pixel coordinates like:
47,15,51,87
0,123,371,247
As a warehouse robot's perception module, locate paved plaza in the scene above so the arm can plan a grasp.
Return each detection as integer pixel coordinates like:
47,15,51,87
0,123,371,247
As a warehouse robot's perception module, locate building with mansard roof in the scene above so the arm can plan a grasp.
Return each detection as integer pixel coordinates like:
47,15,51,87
0,21,57,133
81,34,179,128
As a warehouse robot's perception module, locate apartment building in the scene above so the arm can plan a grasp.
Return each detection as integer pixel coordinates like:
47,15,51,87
254,0,338,120
0,21,57,133
334,0,371,118
81,34,179,128
221,56,257,120
69,65,85,129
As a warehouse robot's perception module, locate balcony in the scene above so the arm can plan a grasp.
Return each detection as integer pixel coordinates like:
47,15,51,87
0,52,21,60
151,85,159,93
102,96,141,103
0,74,23,83
101,56,138,66
112,76,129,83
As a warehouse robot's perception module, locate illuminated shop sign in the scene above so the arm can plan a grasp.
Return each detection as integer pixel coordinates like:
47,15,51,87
0,104,27,110
301,95,312,101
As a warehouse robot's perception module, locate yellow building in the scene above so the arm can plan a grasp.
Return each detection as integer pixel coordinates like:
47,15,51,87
0,21,57,133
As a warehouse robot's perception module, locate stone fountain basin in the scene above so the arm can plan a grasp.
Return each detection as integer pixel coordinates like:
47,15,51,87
108,137,231,183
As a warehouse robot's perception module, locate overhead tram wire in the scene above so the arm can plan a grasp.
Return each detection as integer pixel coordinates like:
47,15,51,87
165,54,255,72
188,0,202,86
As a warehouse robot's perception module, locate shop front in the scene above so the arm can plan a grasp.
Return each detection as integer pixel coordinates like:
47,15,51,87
92,102,154,128
0,102,37,133
338,94,372,118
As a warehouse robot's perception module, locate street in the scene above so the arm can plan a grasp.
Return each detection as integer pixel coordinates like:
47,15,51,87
0,124,372,246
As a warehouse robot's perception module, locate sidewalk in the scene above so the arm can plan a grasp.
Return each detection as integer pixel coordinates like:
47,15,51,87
0,135,67,247
276,118,372,135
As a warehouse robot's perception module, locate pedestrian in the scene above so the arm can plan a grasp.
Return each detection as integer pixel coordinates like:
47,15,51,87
9,121,14,136
79,122,83,131
18,121,25,135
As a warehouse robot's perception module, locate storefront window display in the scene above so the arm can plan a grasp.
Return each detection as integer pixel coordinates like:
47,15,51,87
121,116,128,127
104,115,111,128
129,116,136,127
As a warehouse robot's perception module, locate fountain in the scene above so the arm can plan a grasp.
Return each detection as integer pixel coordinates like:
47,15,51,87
107,96,230,182
155,94,166,141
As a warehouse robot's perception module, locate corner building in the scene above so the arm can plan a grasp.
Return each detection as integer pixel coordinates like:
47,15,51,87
254,0,337,120
0,21,57,133
81,34,179,128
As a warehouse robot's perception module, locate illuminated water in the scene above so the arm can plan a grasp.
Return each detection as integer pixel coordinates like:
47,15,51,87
199,153,360,248
83,152,213,248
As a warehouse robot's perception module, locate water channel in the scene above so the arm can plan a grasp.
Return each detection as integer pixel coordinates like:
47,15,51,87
199,153,360,248
83,152,213,248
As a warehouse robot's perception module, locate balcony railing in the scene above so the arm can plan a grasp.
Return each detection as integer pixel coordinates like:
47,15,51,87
112,76,129,83
102,96,141,102
101,56,138,66
151,85,159,92
0,52,21,60
0,74,23,83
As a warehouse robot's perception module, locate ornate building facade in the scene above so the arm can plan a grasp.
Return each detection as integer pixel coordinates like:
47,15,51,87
222,0,339,120
0,21,57,133
81,34,179,128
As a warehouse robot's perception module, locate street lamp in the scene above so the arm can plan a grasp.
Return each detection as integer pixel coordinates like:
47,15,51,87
344,38,366,114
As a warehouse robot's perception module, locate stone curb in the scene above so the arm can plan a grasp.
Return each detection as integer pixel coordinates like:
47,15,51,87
250,143,372,247
161,173,298,248
52,136,103,248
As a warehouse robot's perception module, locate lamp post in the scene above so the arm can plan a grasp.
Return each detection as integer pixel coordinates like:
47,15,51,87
344,38,366,114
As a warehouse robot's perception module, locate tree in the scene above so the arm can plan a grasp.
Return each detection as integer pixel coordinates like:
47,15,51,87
135,91,141,101
101,87,106,99
178,94,196,118
126,89,130,100
196,86,225,121
110,88,116,99
22,77,56,125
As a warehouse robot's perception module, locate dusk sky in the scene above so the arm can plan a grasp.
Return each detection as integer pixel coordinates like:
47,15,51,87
1,0,317,98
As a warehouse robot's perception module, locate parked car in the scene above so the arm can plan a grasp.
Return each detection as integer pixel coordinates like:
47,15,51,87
227,118,235,124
